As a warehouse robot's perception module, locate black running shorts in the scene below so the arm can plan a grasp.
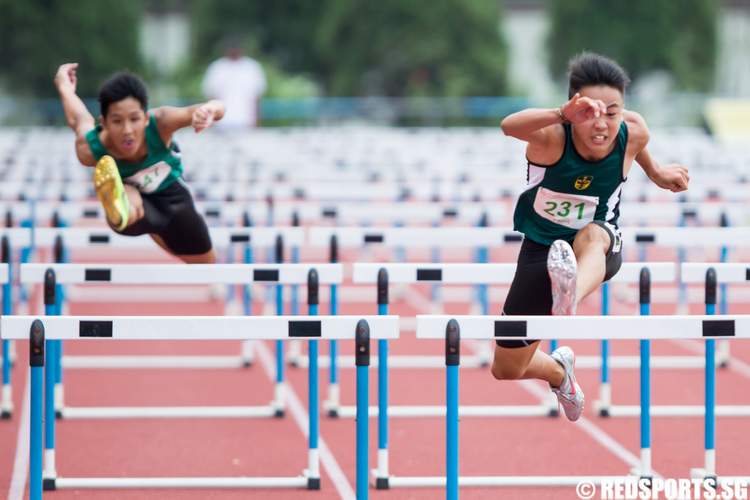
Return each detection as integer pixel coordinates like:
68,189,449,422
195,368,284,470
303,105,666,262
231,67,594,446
117,179,213,255
497,222,622,348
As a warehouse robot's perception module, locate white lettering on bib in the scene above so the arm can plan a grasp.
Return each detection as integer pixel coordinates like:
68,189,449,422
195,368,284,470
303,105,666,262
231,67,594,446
533,186,599,230
124,162,171,193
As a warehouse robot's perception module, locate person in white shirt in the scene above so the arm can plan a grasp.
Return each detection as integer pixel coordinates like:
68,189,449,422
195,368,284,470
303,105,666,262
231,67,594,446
202,40,267,130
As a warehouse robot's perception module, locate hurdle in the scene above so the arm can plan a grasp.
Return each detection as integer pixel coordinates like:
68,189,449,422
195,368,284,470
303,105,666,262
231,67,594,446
368,266,654,489
0,228,34,418
4,315,397,498
415,313,750,497
600,264,750,416
31,225,303,358
20,263,342,420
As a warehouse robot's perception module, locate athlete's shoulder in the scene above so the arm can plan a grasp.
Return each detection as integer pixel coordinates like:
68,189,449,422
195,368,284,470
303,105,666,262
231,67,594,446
623,110,649,150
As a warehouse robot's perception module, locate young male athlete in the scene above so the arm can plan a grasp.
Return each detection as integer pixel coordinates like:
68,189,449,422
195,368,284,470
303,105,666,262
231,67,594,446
55,62,224,263
494,52,689,421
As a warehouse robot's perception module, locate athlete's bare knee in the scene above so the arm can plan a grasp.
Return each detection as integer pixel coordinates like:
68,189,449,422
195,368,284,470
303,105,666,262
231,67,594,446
573,223,609,253
178,249,216,264
491,358,526,380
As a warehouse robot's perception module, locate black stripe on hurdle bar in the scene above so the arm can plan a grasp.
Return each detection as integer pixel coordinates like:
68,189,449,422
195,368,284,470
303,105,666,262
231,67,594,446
364,234,384,243
89,234,110,244
503,234,523,243
79,321,113,338
322,208,338,218
82,208,99,218
494,320,527,337
85,269,111,282
288,320,322,337
416,269,442,281
253,269,280,282
682,208,697,218
746,268,750,281
702,320,735,337
442,208,458,218
230,233,250,243
635,234,655,243
205,208,221,218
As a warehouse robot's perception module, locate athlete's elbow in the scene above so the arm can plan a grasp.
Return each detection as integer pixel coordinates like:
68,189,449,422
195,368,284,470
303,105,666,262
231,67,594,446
499,117,512,136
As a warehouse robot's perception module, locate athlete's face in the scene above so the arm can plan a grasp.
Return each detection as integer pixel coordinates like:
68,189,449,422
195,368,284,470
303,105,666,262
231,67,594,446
101,97,147,159
571,85,624,160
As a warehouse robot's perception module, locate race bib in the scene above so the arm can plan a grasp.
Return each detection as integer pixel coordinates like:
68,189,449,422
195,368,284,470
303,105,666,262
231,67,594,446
533,186,599,230
124,162,171,193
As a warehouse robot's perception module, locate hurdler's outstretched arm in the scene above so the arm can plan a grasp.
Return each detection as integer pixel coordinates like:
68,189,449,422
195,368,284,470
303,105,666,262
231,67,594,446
624,110,689,193
54,62,96,165
635,146,690,193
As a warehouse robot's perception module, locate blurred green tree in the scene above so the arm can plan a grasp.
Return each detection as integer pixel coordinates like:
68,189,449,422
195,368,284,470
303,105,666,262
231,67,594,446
547,0,717,92
0,0,144,98
188,0,507,97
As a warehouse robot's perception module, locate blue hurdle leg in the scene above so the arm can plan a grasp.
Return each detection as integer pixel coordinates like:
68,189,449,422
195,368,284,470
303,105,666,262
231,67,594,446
30,330,44,500
598,282,611,416
375,302,389,489
326,284,339,416
307,301,320,489
273,283,285,417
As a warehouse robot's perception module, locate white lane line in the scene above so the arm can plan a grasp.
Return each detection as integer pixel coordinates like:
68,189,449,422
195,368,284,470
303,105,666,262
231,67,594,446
256,341,355,500
8,369,30,500
518,379,655,473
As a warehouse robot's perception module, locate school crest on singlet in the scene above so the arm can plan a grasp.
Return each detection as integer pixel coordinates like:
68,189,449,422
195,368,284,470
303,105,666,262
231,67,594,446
512,122,628,245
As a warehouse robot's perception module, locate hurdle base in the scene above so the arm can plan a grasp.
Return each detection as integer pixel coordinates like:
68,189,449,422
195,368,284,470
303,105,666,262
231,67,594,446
593,400,610,417
375,476,390,489
306,477,321,490
58,405,282,419
384,475,640,488
51,476,310,489
331,404,553,418
598,405,750,418
690,468,716,482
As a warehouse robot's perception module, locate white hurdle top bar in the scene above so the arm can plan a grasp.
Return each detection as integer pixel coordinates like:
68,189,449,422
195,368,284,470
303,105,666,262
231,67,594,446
1,315,399,340
621,227,750,246
353,262,675,284
32,227,305,248
416,315,747,340
681,263,750,283
20,263,342,285
309,227,522,247
0,228,32,248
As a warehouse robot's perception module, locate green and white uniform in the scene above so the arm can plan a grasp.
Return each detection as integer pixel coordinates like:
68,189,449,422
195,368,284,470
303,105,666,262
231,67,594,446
513,122,627,249
85,114,183,193
84,115,212,255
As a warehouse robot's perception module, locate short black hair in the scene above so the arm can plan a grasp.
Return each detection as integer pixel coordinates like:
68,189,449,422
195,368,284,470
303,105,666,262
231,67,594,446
568,52,630,98
98,72,148,117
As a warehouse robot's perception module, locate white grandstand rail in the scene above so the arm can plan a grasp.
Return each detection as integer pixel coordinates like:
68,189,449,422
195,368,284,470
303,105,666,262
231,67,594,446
0,315,399,341
681,263,750,283
416,315,748,340
20,263,343,285
352,262,675,284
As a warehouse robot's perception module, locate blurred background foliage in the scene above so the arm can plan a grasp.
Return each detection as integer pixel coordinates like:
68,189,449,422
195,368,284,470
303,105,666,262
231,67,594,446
0,0,730,126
